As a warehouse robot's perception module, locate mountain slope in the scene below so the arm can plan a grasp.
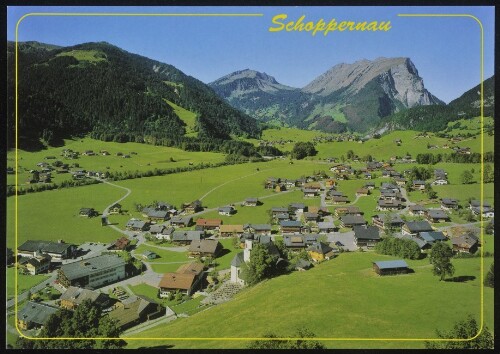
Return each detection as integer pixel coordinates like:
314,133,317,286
209,69,313,127
7,41,260,149
210,58,443,133
378,75,494,132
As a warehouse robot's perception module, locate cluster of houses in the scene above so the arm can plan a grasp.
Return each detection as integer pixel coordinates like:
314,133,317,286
377,182,405,211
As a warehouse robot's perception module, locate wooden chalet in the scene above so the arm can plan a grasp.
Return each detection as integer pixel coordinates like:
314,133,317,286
188,239,222,258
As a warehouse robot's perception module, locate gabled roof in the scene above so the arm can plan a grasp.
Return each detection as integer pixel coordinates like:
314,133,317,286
188,239,221,254
409,204,427,212
404,221,433,233
196,218,222,227
60,286,110,306
147,210,169,218
176,262,204,275
419,231,446,242
400,234,428,249
353,225,380,240
317,221,335,229
426,209,450,219
271,207,289,213
470,200,490,208
280,220,302,228
441,198,458,205
158,273,197,290
18,301,60,326
307,242,333,255
248,224,271,231
18,240,75,254
341,215,366,225
289,203,306,209
373,260,408,270
149,224,167,234
172,231,202,242
126,219,148,229
219,225,244,233
170,215,193,224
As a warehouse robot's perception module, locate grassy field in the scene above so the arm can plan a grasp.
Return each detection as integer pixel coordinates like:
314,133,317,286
125,251,493,349
56,49,107,63
111,159,325,215
165,100,198,137
6,267,51,300
6,183,125,250
5,124,494,349
7,137,224,187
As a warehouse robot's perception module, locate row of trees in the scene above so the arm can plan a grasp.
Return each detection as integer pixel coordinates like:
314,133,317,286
416,151,494,165
374,237,422,260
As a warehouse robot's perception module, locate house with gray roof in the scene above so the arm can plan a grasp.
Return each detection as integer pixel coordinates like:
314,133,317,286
425,209,451,223
353,225,380,248
409,204,427,216
417,231,446,244
171,230,203,244
280,220,303,234
340,215,366,228
441,198,459,210
125,219,150,232
170,215,193,227
17,240,77,262
398,234,430,250
318,222,336,233
146,209,170,222
57,254,126,289
289,203,306,213
402,221,434,236
245,224,272,235
60,286,111,310
372,214,404,230
18,301,60,330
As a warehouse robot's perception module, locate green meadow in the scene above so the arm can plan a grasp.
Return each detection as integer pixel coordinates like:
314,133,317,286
165,100,198,137
6,121,494,349
7,137,224,187
6,183,125,250
125,252,493,349
6,268,50,300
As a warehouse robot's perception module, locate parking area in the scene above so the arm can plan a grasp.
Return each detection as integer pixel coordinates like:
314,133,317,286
326,231,357,251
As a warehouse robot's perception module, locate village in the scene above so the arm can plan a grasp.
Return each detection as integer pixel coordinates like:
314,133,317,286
8,151,493,337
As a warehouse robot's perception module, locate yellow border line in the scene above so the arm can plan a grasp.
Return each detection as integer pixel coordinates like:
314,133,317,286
13,12,486,344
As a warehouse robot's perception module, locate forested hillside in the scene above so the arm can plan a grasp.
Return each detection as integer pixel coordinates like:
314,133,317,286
7,41,261,151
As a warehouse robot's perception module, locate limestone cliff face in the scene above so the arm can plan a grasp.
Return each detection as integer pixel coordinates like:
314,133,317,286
303,57,443,108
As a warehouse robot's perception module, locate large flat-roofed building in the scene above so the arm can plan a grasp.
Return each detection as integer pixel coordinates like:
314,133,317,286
57,254,126,289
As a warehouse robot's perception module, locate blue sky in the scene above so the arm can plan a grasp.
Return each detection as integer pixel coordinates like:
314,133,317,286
7,6,494,103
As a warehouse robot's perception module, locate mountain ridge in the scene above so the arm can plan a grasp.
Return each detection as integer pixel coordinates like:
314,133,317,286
209,57,444,133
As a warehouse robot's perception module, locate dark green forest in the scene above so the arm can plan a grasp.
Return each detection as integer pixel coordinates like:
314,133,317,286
7,41,261,151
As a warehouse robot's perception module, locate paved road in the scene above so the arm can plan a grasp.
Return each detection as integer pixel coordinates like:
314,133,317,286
97,178,132,236
7,272,56,309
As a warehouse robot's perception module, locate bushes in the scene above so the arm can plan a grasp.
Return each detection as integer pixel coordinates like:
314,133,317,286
375,237,421,259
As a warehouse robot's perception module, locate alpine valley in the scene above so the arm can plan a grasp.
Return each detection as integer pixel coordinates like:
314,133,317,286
7,41,494,149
